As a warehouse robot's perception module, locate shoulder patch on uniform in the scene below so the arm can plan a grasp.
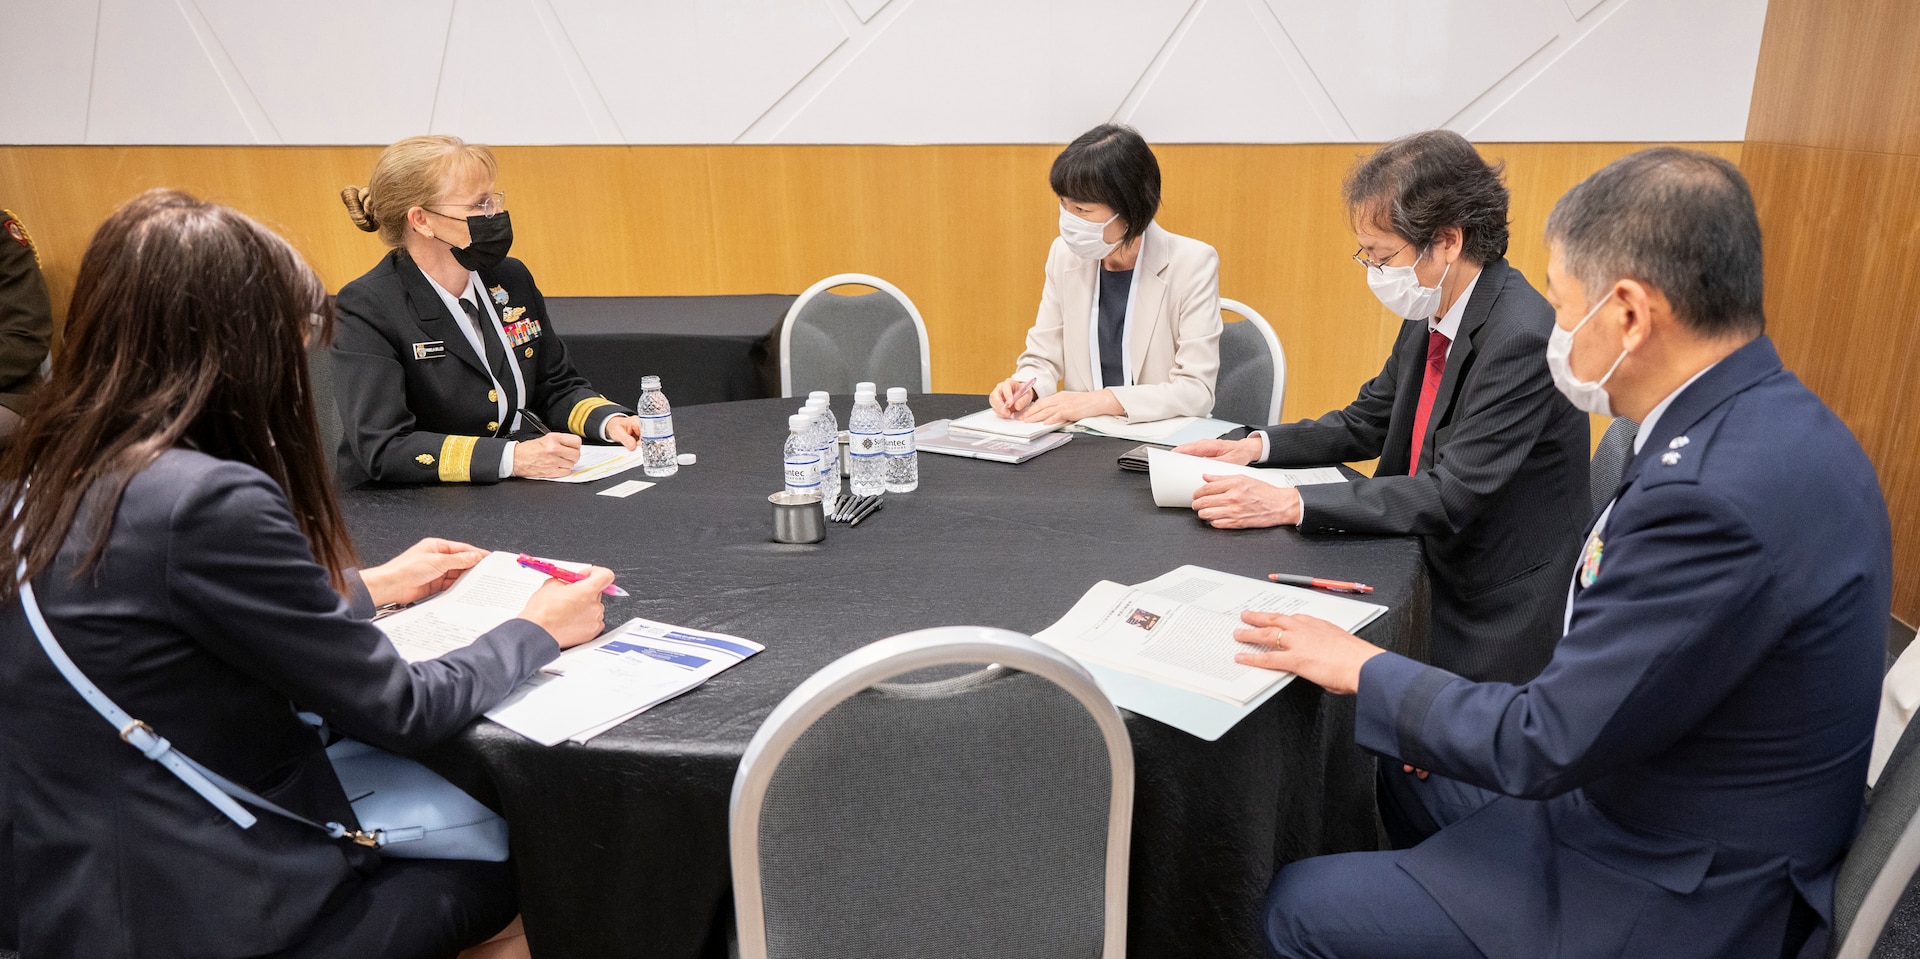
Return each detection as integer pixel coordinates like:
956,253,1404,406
2,211,39,267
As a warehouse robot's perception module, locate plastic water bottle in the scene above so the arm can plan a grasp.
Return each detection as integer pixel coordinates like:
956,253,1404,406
783,414,822,500
637,375,678,477
883,387,918,493
848,389,886,496
806,393,842,499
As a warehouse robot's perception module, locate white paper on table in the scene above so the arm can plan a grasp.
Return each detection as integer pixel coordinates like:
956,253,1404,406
947,408,1065,441
1146,447,1346,508
527,445,651,484
377,551,591,663
484,617,764,746
1070,414,1238,445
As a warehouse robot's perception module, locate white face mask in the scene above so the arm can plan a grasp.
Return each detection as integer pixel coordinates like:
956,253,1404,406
1546,294,1630,416
1059,207,1120,260
1367,251,1450,320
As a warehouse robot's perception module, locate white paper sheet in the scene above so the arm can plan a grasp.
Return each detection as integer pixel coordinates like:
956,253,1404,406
947,408,1065,441
1146,447,1347,508
527,445,652,484
377,551,590,663
1070,414,1239,445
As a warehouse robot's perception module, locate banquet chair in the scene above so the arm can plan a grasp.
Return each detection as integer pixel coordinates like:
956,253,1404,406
730,626,1132,959
1214,298,1285,426
1589,416,1638,517
1831,702,1920,957
308,335,344,478
778,273,931,398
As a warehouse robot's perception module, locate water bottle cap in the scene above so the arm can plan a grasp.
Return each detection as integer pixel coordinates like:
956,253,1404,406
804,397,825,410
808,390,830,403
641,375,662,390
855,382,876,395
887,387,908,402
854,390,875,402
788,414,812,431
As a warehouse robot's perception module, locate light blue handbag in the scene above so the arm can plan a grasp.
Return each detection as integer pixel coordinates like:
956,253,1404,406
16,538,509,861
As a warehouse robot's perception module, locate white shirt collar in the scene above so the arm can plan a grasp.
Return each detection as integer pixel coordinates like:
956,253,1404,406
1429,267,1481,341
1632,362,1718,454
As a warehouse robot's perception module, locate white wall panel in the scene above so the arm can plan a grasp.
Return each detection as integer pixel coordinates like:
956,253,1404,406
196,0,452,145
1466,0,1768,141
1,0,1769,145
0,0,100,144
87,0,262,144
1124,0,1345,143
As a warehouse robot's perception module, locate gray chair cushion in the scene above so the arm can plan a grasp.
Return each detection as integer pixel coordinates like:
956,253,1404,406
787,290,925,397
1590,417,1637,516
308,339,343,479
755,666,1111,959
1214,319,1275,427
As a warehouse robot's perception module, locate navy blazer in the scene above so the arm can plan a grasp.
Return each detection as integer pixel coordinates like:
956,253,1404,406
1354,337,1891,958
1260,260,1591,683
332,250,634,486
0,450,558,958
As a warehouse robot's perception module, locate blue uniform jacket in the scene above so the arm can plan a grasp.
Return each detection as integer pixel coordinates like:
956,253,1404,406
1354,336,1891,958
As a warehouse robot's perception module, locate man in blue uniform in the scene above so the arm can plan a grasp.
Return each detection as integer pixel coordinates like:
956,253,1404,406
1239,148,1892,958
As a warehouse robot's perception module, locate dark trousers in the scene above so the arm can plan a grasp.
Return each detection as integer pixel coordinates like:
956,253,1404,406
1262,767,1498,959
262,858,518,959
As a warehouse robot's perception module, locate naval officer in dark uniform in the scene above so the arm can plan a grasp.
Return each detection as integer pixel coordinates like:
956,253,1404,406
0,208,52,449
1243,149,1891,958
334,135,640,485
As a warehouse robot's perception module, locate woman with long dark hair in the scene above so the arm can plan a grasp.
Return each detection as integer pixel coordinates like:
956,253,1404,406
0,190,610,958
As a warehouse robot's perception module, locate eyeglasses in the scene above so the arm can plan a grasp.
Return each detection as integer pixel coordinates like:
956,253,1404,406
1351,241,1412,272
428,191,508,219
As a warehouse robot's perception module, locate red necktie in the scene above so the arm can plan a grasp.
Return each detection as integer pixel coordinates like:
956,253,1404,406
1408,330,1451,474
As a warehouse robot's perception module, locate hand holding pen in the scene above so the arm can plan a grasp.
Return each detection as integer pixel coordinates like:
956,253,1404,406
518,553,630,597
991,377,1037,418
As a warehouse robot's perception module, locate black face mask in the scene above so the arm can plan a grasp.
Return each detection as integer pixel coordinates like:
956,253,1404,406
446,211,513,272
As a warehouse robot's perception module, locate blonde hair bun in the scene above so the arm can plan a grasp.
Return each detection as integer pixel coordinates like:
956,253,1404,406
340,186,379,232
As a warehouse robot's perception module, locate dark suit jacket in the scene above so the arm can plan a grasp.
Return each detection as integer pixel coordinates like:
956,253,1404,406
0,450,558,958
333,250,634,486
1355,337,1891,958
1259,259,1589,683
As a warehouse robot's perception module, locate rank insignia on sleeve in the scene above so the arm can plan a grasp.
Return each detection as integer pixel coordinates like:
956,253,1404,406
490,285,509,307
416,453,435,466
1579,533,1604,588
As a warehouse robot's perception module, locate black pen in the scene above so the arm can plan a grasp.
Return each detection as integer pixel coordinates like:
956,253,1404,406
848,498,884,526
518,409,551,435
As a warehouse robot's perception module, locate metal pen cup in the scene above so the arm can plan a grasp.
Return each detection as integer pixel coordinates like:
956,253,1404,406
769,491,826,544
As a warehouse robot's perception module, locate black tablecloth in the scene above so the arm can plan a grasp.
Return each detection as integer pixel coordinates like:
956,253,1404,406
545,295,792,408
339,395,1430,959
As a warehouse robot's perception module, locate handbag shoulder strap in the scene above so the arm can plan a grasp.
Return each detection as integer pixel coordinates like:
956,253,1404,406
12,500,385,848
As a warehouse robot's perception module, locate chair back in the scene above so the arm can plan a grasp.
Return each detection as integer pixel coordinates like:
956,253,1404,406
1833,708,1920,957
1590,417,1637,516
779,274,931,397
1214,298,1285,426
731,626,1132,959
307,338,344,479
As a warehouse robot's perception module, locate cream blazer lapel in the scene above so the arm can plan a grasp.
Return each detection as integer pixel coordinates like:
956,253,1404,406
1126,223,1173,386
1056,252,1099,391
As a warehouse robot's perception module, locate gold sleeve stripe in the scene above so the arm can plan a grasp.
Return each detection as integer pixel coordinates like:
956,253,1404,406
567,397,616,436
437,435,478,483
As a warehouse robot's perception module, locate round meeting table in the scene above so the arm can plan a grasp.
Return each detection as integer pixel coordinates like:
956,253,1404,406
339,393,1431,959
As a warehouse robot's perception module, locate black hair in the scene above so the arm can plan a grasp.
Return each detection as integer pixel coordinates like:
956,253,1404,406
1344,129,1511,266
1545,147,1764,338
1050,124,1160,245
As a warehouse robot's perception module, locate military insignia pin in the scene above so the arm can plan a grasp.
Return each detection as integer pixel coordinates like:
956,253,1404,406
1579,533,1604,588
416,453,435,466
524,347,534,358
502,306,526,325
490,286,509,307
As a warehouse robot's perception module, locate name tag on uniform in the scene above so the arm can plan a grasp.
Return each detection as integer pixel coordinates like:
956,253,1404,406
412,340,447,360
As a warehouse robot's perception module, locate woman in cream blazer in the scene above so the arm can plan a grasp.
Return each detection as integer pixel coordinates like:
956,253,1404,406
992,125,1222,424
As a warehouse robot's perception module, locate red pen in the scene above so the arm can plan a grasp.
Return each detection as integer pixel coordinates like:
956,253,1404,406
517,553,629,597
1268,573,1374,594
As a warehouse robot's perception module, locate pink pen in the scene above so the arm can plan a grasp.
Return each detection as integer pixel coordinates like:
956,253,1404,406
516,553,629,597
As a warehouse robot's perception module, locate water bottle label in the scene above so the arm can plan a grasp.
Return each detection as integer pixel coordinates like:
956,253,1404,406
640,412,673,439
884,430,915,456
784,457,820,488
849,432,884,458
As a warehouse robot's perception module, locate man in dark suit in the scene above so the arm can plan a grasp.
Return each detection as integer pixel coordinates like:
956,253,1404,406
1178,131,1589,685
1241,148,1891,958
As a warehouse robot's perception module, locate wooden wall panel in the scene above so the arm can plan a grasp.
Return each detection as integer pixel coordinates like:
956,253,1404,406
0,141,1733,450
1745,0,1920,155
1745,0,1920,623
